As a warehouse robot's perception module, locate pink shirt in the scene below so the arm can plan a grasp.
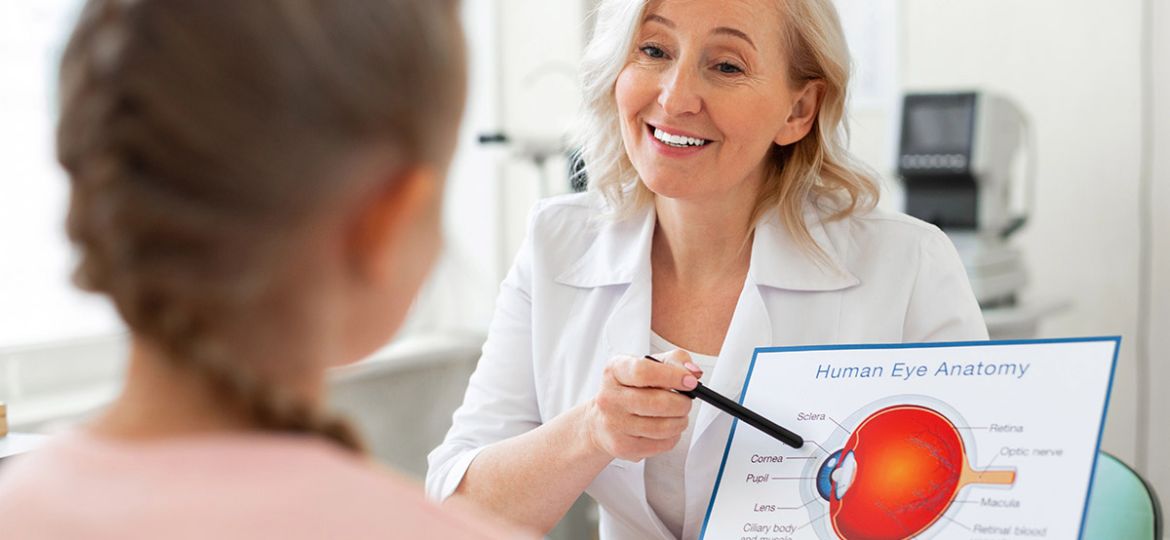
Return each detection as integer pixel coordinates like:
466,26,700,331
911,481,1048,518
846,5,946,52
0,430,528,539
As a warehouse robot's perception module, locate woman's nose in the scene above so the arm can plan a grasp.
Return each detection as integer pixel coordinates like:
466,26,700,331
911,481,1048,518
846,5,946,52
657,65,702,117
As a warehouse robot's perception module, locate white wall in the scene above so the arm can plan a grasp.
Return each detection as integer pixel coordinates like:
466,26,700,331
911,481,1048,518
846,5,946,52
402,0,591,339
402,0,509,336
494,0,589,263
0,0,120,348
1146,0,1170,510
877,0,1168,503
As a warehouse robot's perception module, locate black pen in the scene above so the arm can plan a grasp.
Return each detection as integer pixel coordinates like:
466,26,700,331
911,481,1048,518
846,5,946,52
644,355,804,449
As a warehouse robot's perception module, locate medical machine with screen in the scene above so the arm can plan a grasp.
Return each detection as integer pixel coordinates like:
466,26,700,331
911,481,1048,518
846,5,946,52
897,91,1034,308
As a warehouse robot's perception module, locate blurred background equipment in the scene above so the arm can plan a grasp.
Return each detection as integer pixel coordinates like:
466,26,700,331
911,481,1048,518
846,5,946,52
477,132,582,196
898,91,1032,308
897,91,1068,339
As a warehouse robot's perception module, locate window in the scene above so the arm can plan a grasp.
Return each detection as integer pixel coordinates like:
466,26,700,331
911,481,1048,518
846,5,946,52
0,0,121,349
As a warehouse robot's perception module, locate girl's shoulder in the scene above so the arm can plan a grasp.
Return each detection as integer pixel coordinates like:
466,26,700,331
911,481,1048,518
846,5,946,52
0,430,529,539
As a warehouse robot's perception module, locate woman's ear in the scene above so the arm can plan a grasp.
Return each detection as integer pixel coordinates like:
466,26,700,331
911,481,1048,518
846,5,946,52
773,79,826,146
346,164,440,285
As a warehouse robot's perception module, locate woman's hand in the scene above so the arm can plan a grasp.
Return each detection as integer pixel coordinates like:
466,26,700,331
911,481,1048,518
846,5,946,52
585,350,705,461
449,350,704,533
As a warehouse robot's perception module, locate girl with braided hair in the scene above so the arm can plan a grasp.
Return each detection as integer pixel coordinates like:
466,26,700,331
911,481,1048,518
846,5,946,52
0,0,527,538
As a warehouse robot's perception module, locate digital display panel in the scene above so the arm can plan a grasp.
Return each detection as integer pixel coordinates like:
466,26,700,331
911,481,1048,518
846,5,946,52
902,96,975,156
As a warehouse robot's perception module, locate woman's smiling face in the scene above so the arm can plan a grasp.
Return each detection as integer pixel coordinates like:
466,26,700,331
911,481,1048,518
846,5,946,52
616,0,811,202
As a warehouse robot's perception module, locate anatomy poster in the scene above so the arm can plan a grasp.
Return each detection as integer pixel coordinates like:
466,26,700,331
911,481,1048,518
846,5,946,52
700,338,1118,540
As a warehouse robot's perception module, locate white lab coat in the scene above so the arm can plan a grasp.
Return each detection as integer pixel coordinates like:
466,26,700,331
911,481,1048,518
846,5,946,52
427,192,988,540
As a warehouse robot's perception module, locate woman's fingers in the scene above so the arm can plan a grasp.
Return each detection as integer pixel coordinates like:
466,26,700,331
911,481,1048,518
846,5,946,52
602,411,689,440
605,354,698,391
658,349,704,378
587,354,703,460
597,383,692,418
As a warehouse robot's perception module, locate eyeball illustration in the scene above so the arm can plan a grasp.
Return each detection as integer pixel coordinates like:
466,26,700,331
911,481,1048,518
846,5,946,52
816,404,1016,540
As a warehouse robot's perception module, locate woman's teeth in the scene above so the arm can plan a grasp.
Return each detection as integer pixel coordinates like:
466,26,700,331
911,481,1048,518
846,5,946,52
653,127,708,148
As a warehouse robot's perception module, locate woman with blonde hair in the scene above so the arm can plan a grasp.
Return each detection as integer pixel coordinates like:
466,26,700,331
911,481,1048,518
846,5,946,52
428,0,987,538
0,0,527,538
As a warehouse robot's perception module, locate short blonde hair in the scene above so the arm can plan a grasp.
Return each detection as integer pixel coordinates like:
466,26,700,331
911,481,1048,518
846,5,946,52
574,0,879,256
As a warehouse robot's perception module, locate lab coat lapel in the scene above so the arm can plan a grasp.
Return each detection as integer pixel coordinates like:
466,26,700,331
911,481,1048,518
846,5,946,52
682,207,859,540
601,269,652,364
588,206,676,540
601,272,677,540
686,206,859,446
688,273,772,449
596,207,656,359
679,272,771,540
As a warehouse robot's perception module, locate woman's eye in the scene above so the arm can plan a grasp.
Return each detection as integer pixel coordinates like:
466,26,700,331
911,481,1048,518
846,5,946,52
715,62,743,74
640,45,666,59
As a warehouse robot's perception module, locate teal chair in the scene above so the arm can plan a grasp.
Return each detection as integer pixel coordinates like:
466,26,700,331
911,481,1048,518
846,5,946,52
1083,452,1162,539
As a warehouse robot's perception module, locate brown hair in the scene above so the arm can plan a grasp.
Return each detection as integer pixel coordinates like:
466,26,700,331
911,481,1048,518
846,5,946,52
58,0,466,452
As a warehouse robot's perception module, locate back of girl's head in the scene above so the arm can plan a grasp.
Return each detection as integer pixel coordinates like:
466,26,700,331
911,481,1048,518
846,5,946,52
58,0,466,451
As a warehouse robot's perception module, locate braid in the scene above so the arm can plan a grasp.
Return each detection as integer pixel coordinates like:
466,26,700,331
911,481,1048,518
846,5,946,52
60,1,131,295
150,297,369,454
54,0,473,456
184,342,367,453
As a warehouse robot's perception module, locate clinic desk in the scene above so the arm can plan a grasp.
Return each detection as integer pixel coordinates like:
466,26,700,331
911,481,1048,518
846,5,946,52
0,433,49,466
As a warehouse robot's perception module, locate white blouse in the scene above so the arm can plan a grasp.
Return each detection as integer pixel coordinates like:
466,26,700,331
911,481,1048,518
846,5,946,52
427,192,988,540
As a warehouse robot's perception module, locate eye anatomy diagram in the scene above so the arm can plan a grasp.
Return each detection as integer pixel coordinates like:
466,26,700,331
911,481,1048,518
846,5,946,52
699,340,1117,540
810,403,1017,540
